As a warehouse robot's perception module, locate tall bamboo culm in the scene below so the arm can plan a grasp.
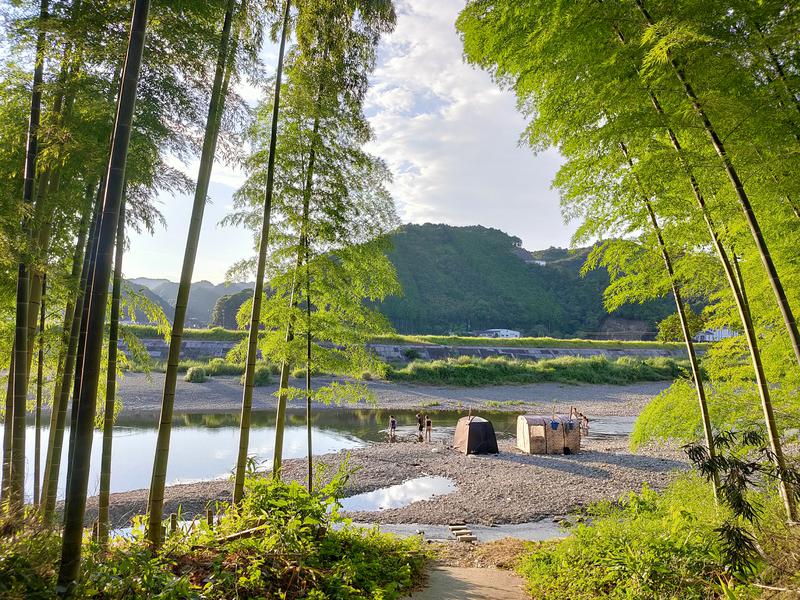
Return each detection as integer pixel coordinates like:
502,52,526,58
234,0,292,504
147,0,237,547
7,0,50,512
57,0,151,593
41,186,98,520
33,275,46,506
98,201,125,546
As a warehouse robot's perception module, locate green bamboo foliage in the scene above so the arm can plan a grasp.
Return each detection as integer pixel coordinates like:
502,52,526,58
146,0,237,548
233,0,292,504
57,0,151,592
98,201,125,546
632,0,800,374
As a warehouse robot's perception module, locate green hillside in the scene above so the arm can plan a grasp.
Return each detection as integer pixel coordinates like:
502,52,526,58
378,224,674,337
127,224,675,337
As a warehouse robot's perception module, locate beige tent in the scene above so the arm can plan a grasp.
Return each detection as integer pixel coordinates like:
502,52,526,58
516,415,580,455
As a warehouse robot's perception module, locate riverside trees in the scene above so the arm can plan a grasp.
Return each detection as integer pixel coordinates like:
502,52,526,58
0,0,400,590
225,0,399,490
458,0,800,520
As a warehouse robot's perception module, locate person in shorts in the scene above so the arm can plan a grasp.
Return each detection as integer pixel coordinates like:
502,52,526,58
389,415,397,441
416,412,424,442
425,415,432,442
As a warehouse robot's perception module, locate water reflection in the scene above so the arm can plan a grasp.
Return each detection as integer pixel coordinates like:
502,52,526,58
339,476,456,511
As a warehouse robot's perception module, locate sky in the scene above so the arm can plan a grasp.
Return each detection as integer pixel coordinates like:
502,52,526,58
125,0,573,284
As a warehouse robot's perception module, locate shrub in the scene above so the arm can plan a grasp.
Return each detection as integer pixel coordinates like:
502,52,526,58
2,471,429,599
517,475,757,599
206,357,244,376
403,348,422,361
239,365,271,386
184,366,208,383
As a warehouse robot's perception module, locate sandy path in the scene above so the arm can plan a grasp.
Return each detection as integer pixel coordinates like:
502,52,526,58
118,372,669,416
403,566,528,600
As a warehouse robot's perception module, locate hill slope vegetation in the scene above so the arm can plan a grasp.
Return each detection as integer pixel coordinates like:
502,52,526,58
377,224,674,337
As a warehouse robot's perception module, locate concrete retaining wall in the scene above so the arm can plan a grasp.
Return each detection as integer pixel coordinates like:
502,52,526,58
124,338,686,362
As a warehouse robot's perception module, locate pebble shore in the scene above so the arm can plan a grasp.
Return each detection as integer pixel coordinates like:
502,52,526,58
85,436,685,529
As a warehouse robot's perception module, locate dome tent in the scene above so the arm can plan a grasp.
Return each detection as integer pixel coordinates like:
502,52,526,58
453,416,499,455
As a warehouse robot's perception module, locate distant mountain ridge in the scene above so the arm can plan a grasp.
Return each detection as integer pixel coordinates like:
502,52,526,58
127,277,253,326
128,224,675,337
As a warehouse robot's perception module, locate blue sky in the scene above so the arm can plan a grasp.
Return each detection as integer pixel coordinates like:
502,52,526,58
125,0,573,283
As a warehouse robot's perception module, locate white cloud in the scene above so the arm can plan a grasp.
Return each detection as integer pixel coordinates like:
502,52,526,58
126,0,573,284
365,0,572,249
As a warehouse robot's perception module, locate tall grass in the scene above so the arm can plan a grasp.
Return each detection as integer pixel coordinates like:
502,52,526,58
386,355,688,386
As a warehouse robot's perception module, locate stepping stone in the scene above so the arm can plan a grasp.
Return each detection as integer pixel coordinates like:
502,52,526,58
456,535,477,542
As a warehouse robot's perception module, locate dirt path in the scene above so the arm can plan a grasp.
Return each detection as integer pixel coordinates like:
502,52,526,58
404,565,528,600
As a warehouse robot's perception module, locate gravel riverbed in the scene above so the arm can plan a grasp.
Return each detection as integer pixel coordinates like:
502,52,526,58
77,375,680,528
118,372,669,416
84,436,685,529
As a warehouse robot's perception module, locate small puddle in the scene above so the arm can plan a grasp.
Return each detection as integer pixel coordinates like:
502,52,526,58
339,476,456,512
588,416,636,439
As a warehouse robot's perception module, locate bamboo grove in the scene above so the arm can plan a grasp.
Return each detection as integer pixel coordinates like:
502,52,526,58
0,0,399,595
458,0,800,520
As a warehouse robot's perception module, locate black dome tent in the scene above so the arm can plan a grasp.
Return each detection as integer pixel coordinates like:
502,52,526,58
453,416,499,455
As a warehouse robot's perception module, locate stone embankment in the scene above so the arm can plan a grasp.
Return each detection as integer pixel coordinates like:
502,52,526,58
123,338,687,362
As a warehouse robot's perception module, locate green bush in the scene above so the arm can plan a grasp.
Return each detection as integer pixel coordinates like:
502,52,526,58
184,366,208,383
206,358,244,376
517,475,759,599
387,355,688,387
239,365,271,386
1,472,429,598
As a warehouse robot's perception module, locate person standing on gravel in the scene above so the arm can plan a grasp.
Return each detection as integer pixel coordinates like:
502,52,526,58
416,413,424,442
425,415,432,442
389,415,397,441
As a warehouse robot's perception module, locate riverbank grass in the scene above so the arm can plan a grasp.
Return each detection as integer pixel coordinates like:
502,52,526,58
387,355,688,386
125,324,685,350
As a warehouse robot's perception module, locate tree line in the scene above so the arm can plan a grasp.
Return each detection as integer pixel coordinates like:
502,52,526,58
0,0,399,595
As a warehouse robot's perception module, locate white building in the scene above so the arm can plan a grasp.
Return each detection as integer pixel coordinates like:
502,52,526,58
693,326,737,343
478,328,521,338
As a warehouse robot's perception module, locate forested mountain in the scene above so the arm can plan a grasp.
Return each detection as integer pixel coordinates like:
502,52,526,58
377,224,675,337
128,224,675,336
209,289,253,329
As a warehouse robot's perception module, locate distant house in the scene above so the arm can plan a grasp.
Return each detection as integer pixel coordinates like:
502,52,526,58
693,326,736,343
477,328,521,339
